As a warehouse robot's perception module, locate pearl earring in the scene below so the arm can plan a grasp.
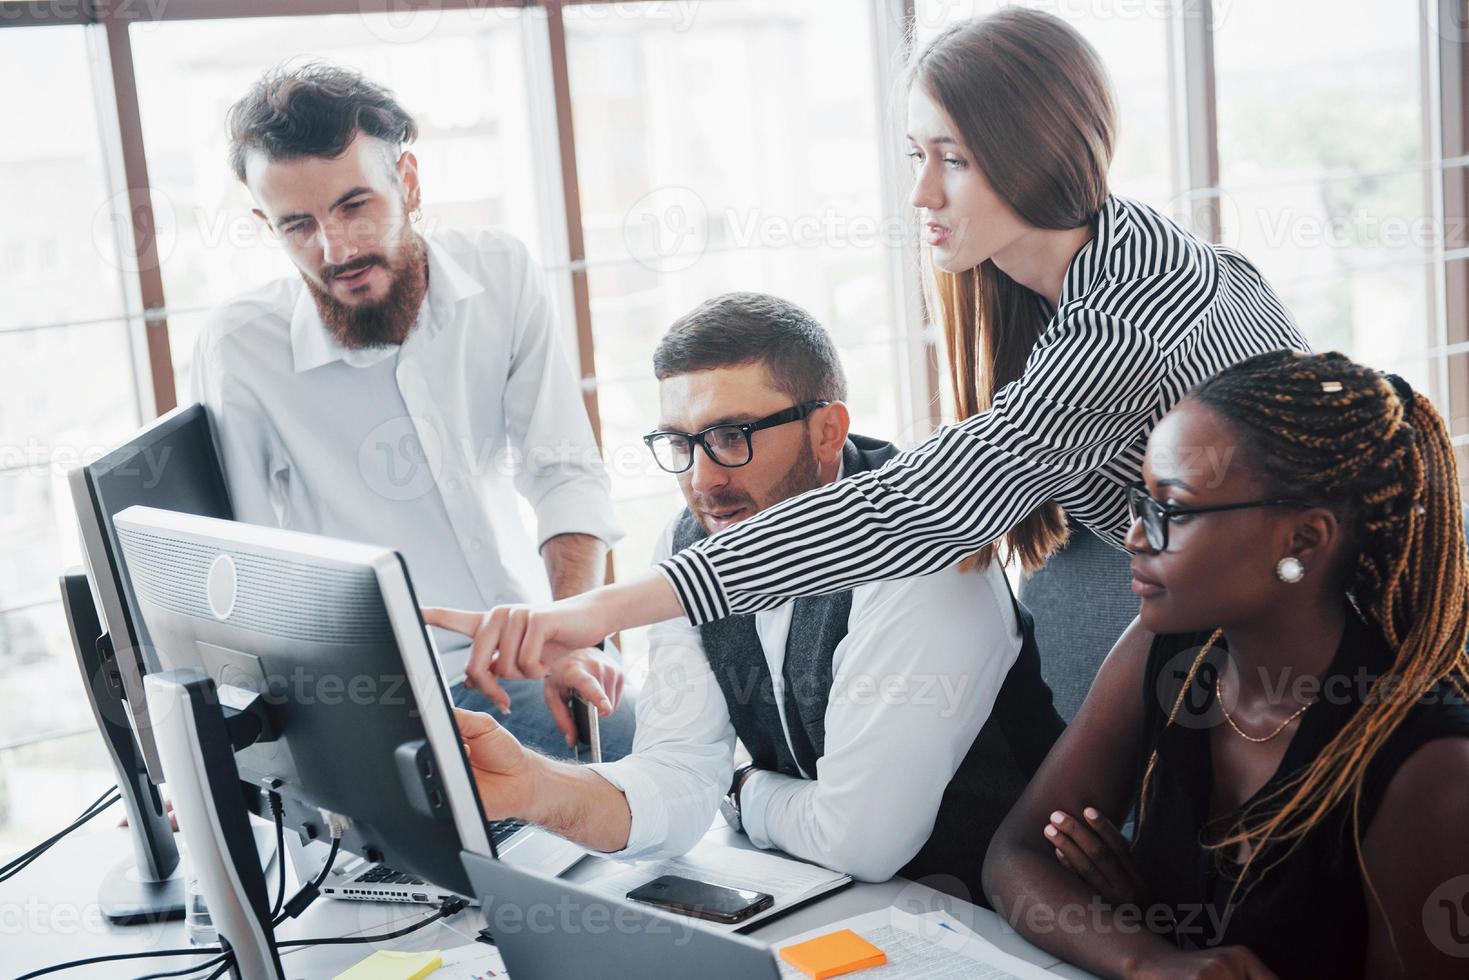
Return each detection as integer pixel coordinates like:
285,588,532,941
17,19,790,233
1276,557,1305,583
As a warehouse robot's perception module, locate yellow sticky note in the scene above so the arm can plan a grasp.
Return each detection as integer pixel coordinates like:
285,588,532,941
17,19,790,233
779,929,887,979
332,949,444,980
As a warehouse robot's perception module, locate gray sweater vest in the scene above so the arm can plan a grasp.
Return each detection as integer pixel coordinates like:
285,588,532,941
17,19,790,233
671,434,1064,903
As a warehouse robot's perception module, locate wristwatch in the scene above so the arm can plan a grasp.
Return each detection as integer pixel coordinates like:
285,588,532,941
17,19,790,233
719,763,760,833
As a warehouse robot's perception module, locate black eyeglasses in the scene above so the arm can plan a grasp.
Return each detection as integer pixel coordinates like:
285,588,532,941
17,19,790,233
1125,481,1311,552
644,401,830,474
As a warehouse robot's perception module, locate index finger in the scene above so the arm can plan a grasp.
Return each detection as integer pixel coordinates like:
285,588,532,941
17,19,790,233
421,606,485,637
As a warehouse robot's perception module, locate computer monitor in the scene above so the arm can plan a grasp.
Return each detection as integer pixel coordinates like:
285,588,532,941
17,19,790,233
112,505,493,896
69,402,233,783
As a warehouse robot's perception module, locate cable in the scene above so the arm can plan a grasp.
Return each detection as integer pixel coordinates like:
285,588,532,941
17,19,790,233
135,794,281,980
277,896,469,948
312,834,341,889
14,947,224,980
25,875,463,980
270,833,341,927
131,946,230,980
1,786,117,876
183,897,471,979
0,787,120,883
266,792,286,919
23,816,434,980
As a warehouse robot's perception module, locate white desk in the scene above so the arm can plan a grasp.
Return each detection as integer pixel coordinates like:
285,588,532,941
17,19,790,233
2,825,1095,979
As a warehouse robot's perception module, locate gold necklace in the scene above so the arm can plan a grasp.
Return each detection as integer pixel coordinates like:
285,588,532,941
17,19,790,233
1214,673,1312,743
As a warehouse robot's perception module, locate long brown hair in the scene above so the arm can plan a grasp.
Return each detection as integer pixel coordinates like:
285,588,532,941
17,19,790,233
910,9,1117,570
1140,350,1469,931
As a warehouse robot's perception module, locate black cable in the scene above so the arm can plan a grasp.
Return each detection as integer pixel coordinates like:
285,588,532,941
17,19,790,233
26,880,462,979
14,946,225,980
277,896,468,948
24,831,452,980
0,796,119,884
272,833,341,927
312,835,341,889
170,897,470,980
132,951,231,980
0,788,120,883
1,786,117,876
266,792,286,919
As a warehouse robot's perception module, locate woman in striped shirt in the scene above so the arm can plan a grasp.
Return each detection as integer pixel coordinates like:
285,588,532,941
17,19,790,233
446,11,1310,696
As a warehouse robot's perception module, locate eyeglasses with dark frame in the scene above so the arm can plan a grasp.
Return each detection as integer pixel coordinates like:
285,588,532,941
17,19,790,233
644,400,830,474
1125,481,1312,552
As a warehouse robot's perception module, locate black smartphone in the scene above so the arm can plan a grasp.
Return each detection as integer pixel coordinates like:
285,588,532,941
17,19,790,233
625,874,775,924
571,694,601,764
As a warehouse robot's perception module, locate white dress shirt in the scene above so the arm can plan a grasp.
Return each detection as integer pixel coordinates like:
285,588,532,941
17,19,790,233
588,511,1022,882
193,228,621,620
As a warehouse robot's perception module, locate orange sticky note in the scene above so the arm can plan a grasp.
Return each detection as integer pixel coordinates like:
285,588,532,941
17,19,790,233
778,928,887,979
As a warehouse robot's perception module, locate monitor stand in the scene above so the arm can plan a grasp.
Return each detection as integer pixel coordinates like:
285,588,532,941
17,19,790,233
145,668,284,980
60,569,184,923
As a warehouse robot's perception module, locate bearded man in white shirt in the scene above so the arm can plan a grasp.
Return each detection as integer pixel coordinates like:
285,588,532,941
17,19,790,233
194,63,633,759
428,293,1066,903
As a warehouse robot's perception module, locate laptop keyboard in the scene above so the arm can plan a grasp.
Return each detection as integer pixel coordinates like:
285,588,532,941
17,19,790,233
352,865,426,886
349,819,525,887
490,818,526,845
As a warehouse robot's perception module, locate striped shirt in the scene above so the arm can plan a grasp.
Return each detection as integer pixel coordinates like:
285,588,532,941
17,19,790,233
659,194,1310,624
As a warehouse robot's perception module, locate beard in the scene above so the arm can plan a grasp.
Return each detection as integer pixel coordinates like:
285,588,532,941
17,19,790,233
691,433,823,535
304,226,428,349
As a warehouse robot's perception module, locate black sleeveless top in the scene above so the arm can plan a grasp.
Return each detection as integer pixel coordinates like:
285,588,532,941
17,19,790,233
1130,610,1469,979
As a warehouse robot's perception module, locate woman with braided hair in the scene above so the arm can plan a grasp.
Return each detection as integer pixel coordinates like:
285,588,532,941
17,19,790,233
983,350,1469,979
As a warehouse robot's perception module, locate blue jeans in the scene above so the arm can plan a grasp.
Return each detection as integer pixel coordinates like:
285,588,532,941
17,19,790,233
451,677,636,762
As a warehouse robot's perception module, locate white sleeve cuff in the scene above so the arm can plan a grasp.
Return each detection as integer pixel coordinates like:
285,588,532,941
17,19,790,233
737,769,791,851
534,483,624,549
584,760,667,859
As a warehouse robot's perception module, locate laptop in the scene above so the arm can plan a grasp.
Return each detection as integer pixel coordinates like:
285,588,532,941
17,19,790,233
462,850,783,980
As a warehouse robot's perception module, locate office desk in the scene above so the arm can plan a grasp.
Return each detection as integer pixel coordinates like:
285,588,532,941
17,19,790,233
3,825,1095,978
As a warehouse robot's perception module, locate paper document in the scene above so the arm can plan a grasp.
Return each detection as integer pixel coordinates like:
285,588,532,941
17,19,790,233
916,909,1062,970
775,907,1057,979
577,838,851,932
433,942,509,979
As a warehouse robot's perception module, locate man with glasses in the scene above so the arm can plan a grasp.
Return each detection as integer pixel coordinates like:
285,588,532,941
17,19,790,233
429,292,1065,901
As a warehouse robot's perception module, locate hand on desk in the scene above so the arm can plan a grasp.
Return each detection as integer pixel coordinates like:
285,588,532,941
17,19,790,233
1122,946,1279,980
1047,807,1278,979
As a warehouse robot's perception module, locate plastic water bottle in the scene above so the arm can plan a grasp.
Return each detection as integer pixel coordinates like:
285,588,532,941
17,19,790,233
183,858,218,946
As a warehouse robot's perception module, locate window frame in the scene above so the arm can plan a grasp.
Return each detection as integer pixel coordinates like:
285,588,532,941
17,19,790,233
1,0,1465,766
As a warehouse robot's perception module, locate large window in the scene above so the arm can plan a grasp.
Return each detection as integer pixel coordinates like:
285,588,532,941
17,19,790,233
0,0,1464,853
0,24,146,854
1212,0,1432,389
127,8,563,396
565,0,909,594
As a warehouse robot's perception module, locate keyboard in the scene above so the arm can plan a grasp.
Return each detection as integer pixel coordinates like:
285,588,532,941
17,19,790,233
490,818,526,845
349,819,525,887
351,865,425,886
